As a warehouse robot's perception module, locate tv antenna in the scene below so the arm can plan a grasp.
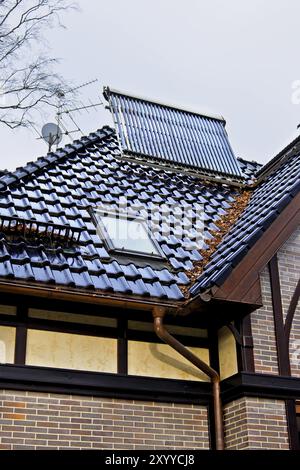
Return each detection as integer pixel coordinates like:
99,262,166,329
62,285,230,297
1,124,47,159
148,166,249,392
41,123,63,152
34,78,104,150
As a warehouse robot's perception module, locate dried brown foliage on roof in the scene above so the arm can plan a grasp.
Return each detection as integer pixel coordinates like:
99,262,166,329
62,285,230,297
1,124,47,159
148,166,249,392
181,189,252,298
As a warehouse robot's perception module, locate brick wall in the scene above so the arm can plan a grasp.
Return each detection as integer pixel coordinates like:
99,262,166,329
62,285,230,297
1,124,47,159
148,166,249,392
251,267,279,375
224,227,300,450
0,390,209,450
277,226,300,323
278,227,300,377
250,226,300,376
224,397,289,449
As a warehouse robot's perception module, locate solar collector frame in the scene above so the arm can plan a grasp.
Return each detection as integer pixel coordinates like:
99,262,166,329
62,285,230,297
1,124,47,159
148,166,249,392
106,89,243,178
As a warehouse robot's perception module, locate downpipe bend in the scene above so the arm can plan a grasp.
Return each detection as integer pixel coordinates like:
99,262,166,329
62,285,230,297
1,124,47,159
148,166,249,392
153,308,224,450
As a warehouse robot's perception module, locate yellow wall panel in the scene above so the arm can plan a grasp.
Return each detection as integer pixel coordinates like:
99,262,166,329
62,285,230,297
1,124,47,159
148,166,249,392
218,326,238,380
26,330,117,373
128,341,210,381
0,326,15,363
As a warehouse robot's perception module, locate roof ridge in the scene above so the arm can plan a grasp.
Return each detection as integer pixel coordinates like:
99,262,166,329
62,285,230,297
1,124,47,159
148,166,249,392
0,125,114,193
256,133,300,180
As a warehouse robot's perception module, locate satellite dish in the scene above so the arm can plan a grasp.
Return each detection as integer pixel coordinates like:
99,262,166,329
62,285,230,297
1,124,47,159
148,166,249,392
41,123,62,152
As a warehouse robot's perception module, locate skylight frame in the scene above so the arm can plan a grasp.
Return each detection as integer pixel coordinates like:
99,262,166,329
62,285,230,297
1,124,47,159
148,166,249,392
92,208,166,261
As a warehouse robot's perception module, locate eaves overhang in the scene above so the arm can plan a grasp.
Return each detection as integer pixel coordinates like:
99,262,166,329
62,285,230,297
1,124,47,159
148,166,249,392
0,279,182,313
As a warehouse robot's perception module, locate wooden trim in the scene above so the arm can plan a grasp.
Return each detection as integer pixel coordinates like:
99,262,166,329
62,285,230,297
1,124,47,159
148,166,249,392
14,305,28,365
117,318,128,374
212,191,300,304
3,364,300,407
0,364,211,404
240,314,255,372
222,372,300,403
285,278,300,342
239,276,262,306
0,279,180,312
286,400,300,450
208,327,219,374
269,256,290,375
14,326,27,365
0,292,208,327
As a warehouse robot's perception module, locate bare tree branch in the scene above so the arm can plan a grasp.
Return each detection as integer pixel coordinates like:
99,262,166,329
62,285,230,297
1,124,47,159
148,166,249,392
0,0,78,129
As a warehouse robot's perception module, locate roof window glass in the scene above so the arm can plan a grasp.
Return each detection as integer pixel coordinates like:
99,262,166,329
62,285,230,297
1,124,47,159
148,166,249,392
94,209,164,259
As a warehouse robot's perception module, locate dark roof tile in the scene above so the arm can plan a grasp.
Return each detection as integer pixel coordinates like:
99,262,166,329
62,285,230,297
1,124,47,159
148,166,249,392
191,149,300,295
1,123,298,302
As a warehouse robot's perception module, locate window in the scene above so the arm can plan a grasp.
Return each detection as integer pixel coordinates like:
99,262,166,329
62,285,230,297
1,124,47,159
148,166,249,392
93,209,164,259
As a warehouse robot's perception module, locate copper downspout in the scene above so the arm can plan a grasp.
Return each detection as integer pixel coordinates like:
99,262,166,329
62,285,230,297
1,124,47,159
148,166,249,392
153,307,224,450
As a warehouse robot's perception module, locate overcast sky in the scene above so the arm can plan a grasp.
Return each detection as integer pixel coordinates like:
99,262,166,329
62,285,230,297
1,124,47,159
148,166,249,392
2,0,300,170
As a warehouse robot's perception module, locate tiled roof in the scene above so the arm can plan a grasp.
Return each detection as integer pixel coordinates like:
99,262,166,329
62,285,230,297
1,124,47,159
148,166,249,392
105,88,243,179
1,117,298,304
190,146,300,296
0,126,241,301
237,157,262,182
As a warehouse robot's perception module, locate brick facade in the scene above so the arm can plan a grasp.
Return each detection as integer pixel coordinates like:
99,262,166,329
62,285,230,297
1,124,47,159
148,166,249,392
0,390,209,450
251,266,279,375
250,226,300,377
223,226,300,450
280,227,300,377
224,397,289,449
277,226,300,323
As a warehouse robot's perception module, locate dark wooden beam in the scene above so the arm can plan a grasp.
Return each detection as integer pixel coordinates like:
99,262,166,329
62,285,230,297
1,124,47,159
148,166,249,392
269,256,290,375
0,364,211,404
285,278,300,342
14,304,28,365
240,314,255,372
286,400,300,450
117,318,128,374
222,372,300,403
208,327,219,374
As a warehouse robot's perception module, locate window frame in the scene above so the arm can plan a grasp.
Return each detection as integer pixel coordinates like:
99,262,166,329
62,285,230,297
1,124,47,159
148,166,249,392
92,208,166,260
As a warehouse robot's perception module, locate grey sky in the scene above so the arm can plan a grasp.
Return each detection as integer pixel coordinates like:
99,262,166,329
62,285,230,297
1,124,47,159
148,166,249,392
1,0,300,170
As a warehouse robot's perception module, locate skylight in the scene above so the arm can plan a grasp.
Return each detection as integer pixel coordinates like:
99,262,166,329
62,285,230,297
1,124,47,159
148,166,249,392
94,210,164,259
